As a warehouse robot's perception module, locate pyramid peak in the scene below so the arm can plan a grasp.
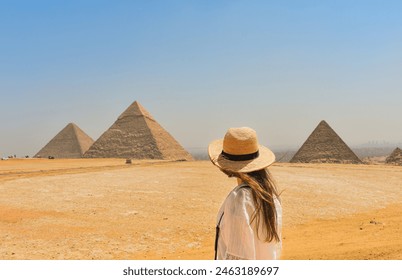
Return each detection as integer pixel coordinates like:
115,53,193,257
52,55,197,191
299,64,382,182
315,120,338,133
318,120,330,126
392,147,402,154
118,101,155,121
132,101,149,114
67,122,78,128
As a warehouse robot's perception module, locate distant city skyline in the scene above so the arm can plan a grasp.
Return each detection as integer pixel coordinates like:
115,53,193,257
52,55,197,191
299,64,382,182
1,1,402,157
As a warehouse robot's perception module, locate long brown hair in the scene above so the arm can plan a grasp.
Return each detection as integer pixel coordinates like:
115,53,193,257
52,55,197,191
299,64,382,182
221,168,280,243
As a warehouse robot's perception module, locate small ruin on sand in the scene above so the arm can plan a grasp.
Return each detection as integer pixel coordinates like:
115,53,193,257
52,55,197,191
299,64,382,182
386,147,402,165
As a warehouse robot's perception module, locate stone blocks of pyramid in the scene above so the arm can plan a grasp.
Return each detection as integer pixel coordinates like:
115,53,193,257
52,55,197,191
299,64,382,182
83,101,193,160
386,148,402,165
290,120,362,164
35,123,94,158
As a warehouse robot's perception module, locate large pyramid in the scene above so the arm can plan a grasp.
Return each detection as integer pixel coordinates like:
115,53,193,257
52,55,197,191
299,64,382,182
290,120,362,164
35,123,94,158
385,147,402,165
83,101,193,160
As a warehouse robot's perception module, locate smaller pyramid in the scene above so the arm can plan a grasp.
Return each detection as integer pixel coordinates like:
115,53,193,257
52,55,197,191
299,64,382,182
35,123,94,158
83,101,193,160
290,120,362,164
385,147,402,165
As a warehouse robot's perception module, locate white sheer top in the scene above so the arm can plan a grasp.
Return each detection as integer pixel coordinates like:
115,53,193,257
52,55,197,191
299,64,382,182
216,183,282,260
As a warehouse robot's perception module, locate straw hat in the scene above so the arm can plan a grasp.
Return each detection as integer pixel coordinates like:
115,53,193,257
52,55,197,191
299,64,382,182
208,127,275,173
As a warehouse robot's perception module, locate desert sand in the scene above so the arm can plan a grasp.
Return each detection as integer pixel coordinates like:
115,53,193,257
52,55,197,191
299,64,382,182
0,159,401,260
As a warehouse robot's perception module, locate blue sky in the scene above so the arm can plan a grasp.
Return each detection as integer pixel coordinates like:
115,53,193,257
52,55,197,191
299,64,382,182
1,0,402,157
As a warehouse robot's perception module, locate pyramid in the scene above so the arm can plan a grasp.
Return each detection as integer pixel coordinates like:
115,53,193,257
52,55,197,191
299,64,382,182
35,123,94,158
385,147,402,165
290,120,362,164
83,101,193,160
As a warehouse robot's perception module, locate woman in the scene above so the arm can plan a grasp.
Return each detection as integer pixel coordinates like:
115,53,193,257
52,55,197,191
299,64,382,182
208,127,282,260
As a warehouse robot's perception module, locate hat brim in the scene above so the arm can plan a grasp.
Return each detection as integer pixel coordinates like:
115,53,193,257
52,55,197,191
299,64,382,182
208,139,276,173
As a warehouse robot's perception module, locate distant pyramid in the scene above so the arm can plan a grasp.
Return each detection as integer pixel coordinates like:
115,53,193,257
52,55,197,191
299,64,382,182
290,120,362,164
385,147,402,165
35,123,94,158
83,101,193,160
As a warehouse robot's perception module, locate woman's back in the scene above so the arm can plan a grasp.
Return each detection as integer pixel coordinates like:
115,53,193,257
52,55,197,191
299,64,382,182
216,184,282,260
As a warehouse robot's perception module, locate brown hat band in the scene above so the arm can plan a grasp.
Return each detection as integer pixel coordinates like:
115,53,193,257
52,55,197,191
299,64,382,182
220,150,260,161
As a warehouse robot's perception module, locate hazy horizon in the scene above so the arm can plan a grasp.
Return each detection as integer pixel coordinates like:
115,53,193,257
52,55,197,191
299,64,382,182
1,1,402,157
2,104,401,158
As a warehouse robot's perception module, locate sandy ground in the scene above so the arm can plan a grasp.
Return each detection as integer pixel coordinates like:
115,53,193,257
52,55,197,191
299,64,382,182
0,159,401,260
